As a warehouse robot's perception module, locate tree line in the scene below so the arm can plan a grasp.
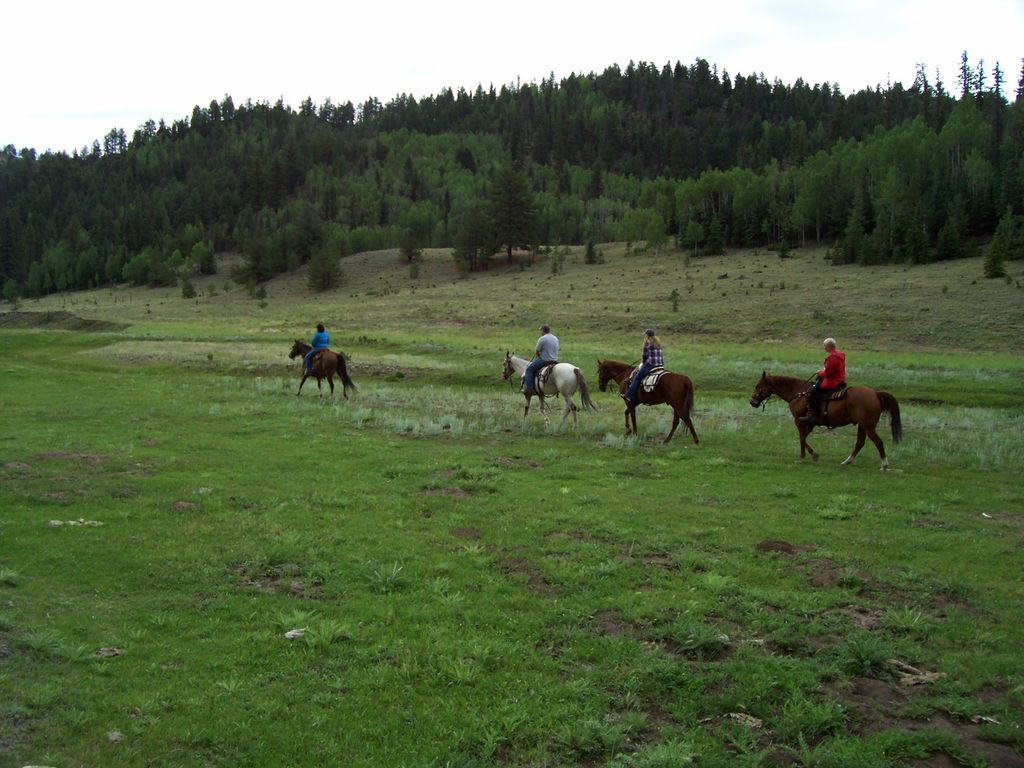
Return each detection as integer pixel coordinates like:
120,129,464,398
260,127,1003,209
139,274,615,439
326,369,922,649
1,53,1022,299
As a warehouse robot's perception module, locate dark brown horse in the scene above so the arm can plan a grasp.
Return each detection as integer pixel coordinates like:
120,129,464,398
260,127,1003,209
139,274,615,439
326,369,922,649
289,340,356,398
748,372,902,470
596,359,699,444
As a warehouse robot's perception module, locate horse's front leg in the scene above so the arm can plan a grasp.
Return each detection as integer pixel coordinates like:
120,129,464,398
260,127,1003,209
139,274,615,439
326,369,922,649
297,373,309,395
795,419,817,460
538,395,550,426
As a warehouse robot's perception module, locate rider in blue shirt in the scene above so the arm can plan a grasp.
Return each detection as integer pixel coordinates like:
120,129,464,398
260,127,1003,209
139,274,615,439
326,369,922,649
523,324,559,394
305,324,330,373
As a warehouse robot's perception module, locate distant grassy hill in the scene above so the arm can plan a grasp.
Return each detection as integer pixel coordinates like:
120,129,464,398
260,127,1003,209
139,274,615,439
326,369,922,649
7,244,1022,353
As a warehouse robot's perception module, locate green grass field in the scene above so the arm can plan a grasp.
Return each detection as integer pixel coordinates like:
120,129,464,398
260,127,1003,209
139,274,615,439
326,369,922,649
1,245,1023,767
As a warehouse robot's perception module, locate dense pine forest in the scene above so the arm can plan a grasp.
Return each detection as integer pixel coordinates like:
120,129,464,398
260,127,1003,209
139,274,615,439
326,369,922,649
1,54,1022,299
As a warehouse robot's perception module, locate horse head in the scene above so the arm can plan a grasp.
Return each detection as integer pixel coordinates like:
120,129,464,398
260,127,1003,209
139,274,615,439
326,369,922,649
501,351,514,381
288,340,308,360
596,359,612,391
749,371,772,408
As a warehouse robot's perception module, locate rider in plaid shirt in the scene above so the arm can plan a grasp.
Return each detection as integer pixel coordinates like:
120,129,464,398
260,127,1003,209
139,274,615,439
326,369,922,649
624,329,664,404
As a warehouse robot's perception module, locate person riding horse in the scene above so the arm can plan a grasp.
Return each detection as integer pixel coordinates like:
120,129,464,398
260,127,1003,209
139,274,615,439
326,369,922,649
801,337,846,425
622,328,663,406
522,324,559,395
305,323,330,374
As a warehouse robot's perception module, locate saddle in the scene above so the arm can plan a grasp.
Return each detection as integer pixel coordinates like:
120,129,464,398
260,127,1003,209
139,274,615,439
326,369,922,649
824,383,848,401
535,361,558,387
629,366,667,393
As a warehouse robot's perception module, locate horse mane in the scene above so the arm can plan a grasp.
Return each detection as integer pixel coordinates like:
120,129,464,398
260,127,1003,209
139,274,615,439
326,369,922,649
599,359,633,373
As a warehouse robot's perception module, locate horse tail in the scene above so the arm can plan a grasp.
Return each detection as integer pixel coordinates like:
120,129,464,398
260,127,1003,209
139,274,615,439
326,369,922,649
877,391,902,444
338,353,357,395
575,369,598,411
682,374,695,417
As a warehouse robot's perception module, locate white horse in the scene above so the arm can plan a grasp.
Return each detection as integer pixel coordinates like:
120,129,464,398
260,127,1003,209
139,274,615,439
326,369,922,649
502,352,598,428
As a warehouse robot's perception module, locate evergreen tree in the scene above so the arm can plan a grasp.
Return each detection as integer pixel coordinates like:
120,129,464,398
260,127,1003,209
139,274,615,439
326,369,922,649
984,209,1014,277
490,165,536,261
306,249,341,291
704,215,725,255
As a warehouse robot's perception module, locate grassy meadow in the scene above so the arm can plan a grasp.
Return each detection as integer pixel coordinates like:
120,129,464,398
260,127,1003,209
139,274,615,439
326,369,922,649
1,244,1023,768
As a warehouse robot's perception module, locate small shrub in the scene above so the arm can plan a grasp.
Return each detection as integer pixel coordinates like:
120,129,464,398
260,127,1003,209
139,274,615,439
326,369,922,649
833,632,892,677
368,562,406,594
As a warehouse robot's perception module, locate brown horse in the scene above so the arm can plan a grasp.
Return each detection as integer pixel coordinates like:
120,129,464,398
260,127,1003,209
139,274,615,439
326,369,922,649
596,359,699,444
288,340,357,398
748,372,902,470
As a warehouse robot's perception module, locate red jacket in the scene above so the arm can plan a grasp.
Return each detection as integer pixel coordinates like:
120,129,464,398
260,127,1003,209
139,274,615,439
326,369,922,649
817,350,846,389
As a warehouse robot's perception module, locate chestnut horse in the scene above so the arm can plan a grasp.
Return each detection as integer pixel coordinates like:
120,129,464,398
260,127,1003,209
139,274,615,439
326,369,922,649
288,340,357,398
596,359,699,444
748,372,902,470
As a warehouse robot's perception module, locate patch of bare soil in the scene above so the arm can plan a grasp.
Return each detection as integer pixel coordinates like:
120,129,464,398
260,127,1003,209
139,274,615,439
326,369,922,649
545,530,591,541
755,539,816,555
500,557,559,596
424,487,473,498
36,451,108,466
593,610,631,637
173,501,197,512
451,527,482,539
231,564,323,599
829,604,886,630
495,456,543,469
903,713,1024,768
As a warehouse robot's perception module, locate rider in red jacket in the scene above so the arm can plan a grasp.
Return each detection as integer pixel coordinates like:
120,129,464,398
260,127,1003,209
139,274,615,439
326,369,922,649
801,338,846,424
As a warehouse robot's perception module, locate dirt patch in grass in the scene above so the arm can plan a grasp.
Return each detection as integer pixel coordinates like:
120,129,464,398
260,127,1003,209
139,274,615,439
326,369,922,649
500,557,559,596
545,530,591,542
755,539,816,555
593,610,631,637
173,501,197,512
451,527,482,539
830,604,886,630
231,564,323,599
36,451,108,465
424,487,473,498
0,310,126,331
495,456,543,469
903,713,1024,768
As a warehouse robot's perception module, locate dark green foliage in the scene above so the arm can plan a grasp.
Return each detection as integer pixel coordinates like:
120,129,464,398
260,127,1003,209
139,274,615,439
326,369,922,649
1,57,1021,300
984,209,1018,277
490,165,536,260
306,250,341,292
180,274,196,299
704,215,725,255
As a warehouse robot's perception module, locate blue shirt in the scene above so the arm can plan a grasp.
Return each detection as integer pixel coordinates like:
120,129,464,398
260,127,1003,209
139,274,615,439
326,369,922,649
310,331,330,349
536,333,559,362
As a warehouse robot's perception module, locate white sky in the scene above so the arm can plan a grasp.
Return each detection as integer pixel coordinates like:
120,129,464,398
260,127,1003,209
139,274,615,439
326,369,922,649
4,0,1022,154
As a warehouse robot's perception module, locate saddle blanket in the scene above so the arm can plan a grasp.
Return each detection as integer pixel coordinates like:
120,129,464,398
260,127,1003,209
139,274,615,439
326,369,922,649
824,384,848,401
639,367,667,392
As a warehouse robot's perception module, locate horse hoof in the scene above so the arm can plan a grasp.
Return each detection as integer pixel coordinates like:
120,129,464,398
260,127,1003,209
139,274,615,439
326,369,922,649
811,454,819,462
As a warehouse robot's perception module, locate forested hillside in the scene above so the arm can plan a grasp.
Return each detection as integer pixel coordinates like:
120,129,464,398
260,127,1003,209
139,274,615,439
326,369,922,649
1,54,1022,299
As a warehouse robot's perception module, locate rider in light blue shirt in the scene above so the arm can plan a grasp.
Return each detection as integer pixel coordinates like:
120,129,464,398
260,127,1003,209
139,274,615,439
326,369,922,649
523,324,559,394
305,323,330,373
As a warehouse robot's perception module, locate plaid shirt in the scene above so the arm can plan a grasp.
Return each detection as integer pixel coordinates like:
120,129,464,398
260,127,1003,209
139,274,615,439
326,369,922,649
642,341,664,367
